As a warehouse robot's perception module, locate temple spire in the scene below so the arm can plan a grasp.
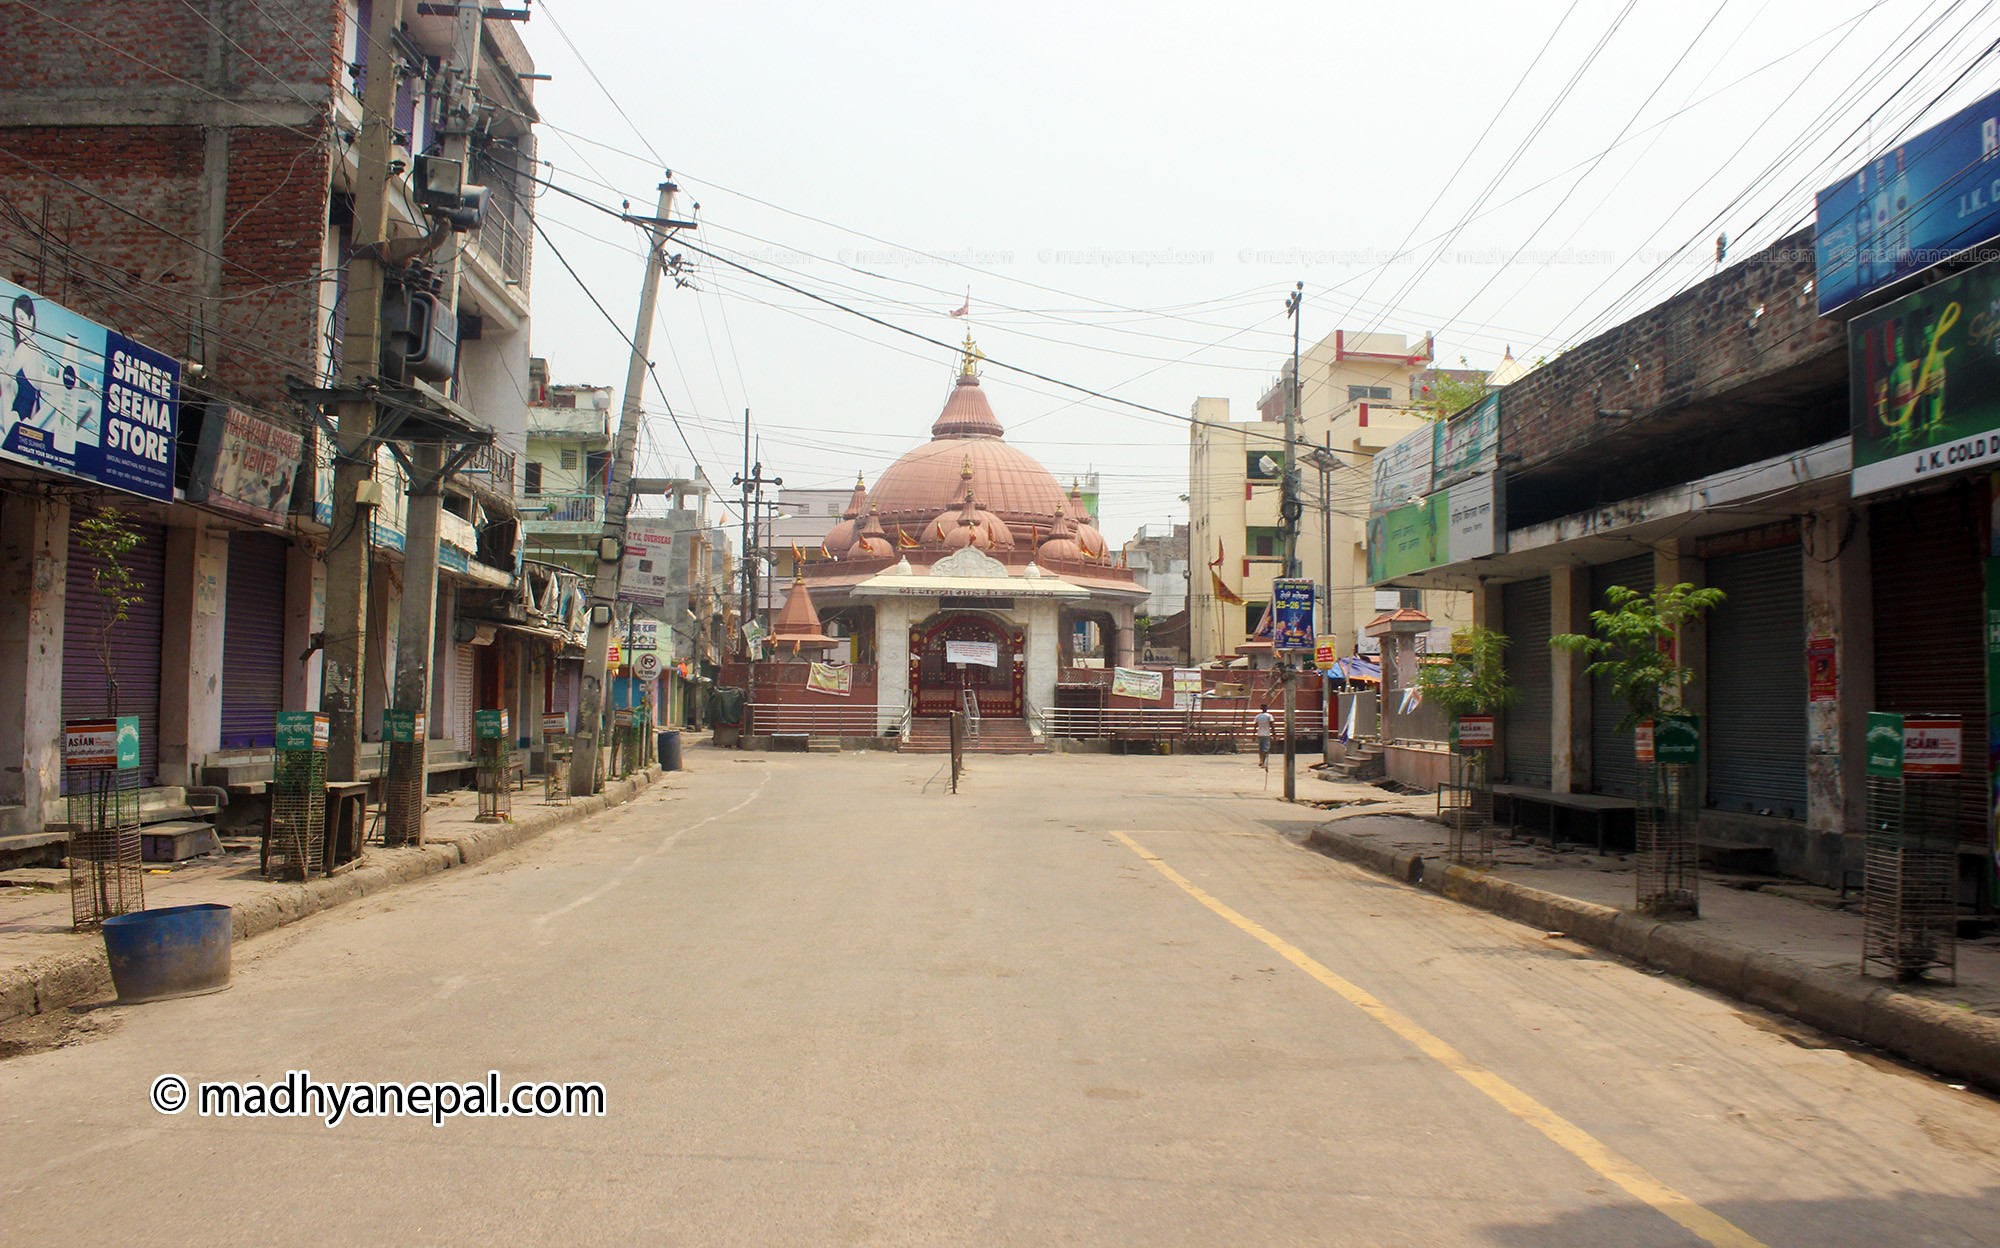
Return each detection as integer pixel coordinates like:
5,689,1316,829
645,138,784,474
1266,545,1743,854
959,331,984,378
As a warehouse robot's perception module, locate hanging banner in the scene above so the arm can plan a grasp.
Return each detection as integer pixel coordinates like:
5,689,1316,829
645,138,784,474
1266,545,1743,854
1111,667,1164,700
0,276,180,501
1272,578,1315,651
618,518,676,609
944,639,998,667
807,661,853,696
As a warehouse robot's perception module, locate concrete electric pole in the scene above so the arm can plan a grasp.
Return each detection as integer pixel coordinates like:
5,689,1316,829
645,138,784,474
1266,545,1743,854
1280,280,1303,803
321,0,403,782
574,177,684,795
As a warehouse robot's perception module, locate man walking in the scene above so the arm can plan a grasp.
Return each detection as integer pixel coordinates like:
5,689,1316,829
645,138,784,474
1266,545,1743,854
1254,704,1275,770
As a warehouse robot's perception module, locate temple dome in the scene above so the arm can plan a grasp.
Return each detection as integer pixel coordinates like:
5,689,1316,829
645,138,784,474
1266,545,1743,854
846,505,893,559
1065,481,1108,559
822,472,870,553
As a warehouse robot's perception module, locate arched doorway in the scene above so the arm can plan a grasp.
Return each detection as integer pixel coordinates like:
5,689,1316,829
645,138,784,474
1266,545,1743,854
910,612,1022,718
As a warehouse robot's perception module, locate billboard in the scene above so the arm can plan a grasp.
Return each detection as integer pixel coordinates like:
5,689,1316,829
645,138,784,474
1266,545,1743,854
188,407,302,525
1366,473,1505,582
618,518,675,608
1815,87,2000,313
1432,392,1499,490
0,277,179,500
1370,425,1432,515
1272,577,1315,651
1847,258,2000,496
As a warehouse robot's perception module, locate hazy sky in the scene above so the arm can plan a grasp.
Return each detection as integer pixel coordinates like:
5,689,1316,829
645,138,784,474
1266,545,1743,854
517,0,1996,544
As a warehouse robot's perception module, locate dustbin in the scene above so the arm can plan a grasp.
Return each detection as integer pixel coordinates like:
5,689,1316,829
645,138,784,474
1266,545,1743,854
102,903,234,1003
658,729,683,772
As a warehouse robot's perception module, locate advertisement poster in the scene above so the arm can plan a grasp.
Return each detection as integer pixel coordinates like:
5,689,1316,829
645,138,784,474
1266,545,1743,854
0,276,179,500
1370,425,1433,515
64,716,139,769
1432,392,1499,489
1456,715,1495,748
1816,87,2000,313
1111,667,1164,701
188,406,302,525
1989,560,2000,869
806,661,853,696
944,639,998,667
1367,495,1447,582
1272,578,1316,651
1903,716,1963,777
618,518,676,609
1314,636,1339,670
1847,258,2000,496
1807,636,1837,702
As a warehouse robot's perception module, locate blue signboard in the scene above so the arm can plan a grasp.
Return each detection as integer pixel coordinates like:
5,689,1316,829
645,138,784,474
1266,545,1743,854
1272,577,1315,651
0,276,178,500
1816,88,2000,313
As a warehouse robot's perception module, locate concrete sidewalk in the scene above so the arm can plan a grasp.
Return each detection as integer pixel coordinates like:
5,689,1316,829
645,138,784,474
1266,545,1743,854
0,765,669,1023
1293,775,2000,1094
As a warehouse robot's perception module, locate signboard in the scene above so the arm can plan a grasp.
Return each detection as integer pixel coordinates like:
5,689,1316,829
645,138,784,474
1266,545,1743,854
1370,425,1433,515
0,276,180,501
474,709,510,740
807,661,852,696
1444,472,1503,562
1865,711,1905,778
1456,715,1495,749
1903,716,1962,776
1432,392,1499,489
383,709,427,744
187,406,301,525
64,716,139,769
1807,636,1837,703
628,616,660,656
634,652,661,681
618,518,676,609
1848,258,2000,496
1815,87,2000,313
542,712,569,737
1111,667,1164,700
1654,714,1700,765
1172,668,1202,695
1272,578,1315,651
1367,495,1446,582
1314,636,1340,670
275,711,329,752
944,639,998,667
1989,559,2000,869
1634,720,1656,765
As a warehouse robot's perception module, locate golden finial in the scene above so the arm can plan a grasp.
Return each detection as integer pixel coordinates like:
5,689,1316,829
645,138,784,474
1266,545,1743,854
960,454,973,478
959,331,984,378
854,470,865,488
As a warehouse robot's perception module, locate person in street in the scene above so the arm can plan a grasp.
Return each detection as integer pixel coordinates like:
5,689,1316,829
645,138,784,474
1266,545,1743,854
1254,704,1274,769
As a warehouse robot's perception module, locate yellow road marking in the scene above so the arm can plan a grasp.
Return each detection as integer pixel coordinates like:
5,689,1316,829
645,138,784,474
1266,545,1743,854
1109,829,1767,1248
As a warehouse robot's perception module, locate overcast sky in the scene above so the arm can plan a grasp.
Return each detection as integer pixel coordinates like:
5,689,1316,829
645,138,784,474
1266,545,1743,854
516,0,1996,545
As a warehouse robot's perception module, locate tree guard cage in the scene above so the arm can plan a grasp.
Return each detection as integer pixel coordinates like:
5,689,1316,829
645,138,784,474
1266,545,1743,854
268,712,329,882
1443,717,1497,865
475,709,512,823
542,711,572,805
1634,716,1701,918
1862,712,1959,983
382,709,427,847
63,715,144,929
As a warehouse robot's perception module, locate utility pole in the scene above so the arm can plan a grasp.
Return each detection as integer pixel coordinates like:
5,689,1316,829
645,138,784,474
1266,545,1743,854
575,176,683,795
383,0,480,845
732,416,781,695
322,0,403,783
1280,281,1303,803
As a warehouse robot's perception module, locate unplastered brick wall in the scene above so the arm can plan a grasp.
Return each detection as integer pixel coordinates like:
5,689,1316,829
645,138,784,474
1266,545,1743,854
0,0,343,94
1500,227,1840,470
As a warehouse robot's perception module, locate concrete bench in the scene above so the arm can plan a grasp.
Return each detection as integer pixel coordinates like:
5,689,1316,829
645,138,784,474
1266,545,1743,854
1492,784,1637,855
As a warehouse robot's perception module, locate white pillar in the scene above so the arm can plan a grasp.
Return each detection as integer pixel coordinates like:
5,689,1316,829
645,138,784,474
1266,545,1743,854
1024,598,1061,721
283,541,324,712
0,495,68,825
160,521,229,786
874,597,914,734
1112,602,1137,668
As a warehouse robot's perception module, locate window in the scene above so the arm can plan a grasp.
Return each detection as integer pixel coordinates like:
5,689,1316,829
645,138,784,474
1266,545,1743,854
827,502,843,516
523,461,542,496
1347,384,1392,402
586,451,610,487
560,448,579,471
1254,535,1274,558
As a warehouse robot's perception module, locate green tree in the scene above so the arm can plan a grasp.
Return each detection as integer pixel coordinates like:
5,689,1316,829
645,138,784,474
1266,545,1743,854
74,505,145,712
1414,626,1516,718
1550,583,1725,731
1417,356,1490,420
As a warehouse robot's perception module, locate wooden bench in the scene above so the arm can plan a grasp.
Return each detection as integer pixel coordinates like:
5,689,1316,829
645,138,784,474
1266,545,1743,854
1492,784,1637,855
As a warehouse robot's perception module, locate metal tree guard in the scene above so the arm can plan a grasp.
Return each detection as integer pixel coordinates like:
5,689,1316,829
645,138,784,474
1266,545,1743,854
543,710,572,805
1861,712,1958,983
268,711,329,881
63,715,144,929
1444,715,1497,864
1634,716,1701,918
475,709,512,823
382,707,427,847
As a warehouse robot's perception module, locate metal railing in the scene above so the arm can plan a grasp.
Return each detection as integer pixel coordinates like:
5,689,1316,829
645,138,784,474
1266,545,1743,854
462,440,516,491
1039,705,1271,741
961,688,981,739
521,491,602,526
747,703,882,737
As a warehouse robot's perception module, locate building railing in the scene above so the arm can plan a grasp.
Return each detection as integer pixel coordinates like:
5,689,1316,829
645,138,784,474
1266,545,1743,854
1040,705,1271,741
521,492,602,527
746,703,882,737
463,440,516,491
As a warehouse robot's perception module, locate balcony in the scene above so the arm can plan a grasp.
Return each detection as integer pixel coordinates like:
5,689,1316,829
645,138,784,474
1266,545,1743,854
521,491,602,535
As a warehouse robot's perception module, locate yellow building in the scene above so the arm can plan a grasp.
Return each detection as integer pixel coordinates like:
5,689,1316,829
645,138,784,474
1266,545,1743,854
1188,329,1472,663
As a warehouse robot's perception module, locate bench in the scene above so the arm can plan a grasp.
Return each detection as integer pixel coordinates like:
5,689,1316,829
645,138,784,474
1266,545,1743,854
1492,784,1637,855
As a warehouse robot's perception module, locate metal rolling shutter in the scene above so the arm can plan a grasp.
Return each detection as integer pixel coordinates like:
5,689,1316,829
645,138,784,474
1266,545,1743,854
219,532,289,749
63,522,168,784
1707,545,1808,818
1503,579,1553,787
454,644,476,754
1871,490,1988,847
1589,555,1655,797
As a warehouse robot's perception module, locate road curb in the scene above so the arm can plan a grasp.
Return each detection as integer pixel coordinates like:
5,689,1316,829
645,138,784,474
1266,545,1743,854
0,767,667,1025
1301,823,2000,1094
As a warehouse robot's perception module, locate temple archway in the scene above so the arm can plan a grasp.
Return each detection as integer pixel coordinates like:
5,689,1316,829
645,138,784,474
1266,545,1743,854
909,611,1022,718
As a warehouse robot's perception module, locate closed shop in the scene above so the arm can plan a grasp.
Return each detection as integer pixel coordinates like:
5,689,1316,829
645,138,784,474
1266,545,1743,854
1706,543,1808,819
453,644,476,755
219,531,290,749
63,519,168,784
1502,578,1553,787
1871,489,1988,848
1589,555,1654,797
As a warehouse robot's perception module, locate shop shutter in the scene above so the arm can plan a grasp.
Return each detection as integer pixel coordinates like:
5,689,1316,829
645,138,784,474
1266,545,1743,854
1503,578,1553,787
63,521,168,785
1706,545,1808,818
1589,555,1655,797
454,644,476,755
1871,490,1989,847
219,532,290,749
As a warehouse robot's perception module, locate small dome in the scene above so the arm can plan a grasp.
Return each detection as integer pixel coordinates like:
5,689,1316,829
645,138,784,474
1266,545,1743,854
822,471,870,553
846,505,893,559
1066,481,1107,559
1487,345,1531,388
930,459,1015,551
1037,508,1085,563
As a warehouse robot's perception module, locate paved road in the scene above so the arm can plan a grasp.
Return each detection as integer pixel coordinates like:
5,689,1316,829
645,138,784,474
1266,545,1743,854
4,750,1999,1246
